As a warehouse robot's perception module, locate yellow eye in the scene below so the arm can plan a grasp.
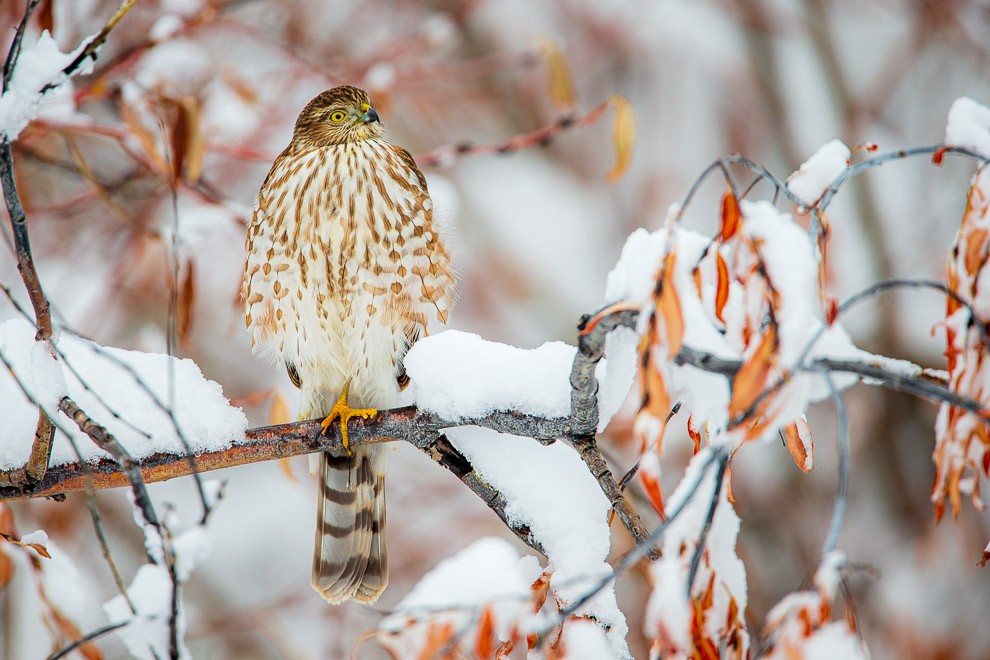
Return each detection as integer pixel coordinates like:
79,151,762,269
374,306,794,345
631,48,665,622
329,110,347,123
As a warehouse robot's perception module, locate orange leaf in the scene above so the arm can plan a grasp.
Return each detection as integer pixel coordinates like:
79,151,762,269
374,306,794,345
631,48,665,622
714,251,730,324
687,415,703,454
729,325,778,421
177,259,196,347
639,463,666,519
0,504,14,536
0,533,51,559
965,227,989,278
531,571,552,612
475,605,496,659
540,39,577,110
642,358,670,419
419,621,456,660
932,146,947,165
0,550,13,590
172,96,204,184
658,253,684,358
784,417,815,473
269,389,291,425
719,183,742,241
606,95,635,182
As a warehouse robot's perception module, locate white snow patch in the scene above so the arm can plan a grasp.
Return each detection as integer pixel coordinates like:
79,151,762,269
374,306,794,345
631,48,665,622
597,325,638,432
0,318,247,471
786,139,850,207
29,339,67,420
104,564,186,660
172,526,211,583
380,537,540,644
560,618,619,658
0,31,94,139
19,529,48,548
945,97,990,159
447,427,631,657
405,330,574,420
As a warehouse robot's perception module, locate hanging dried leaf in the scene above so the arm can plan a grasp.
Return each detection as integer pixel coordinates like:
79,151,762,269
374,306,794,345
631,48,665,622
539,39,576,110
0,550,13,590
659,253,684,358
729,325,778,421
715,251,730,324
0,533,51,559
419,621,457,660
606,95,635,182
639,454,666,519
177,259,196,347
531,570,552,612
171,96,205,184
719,184,742,241
784,416,815,473
475,605,496,659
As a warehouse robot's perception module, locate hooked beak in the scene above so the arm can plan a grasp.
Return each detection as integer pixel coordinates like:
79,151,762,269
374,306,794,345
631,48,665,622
361,105,380,124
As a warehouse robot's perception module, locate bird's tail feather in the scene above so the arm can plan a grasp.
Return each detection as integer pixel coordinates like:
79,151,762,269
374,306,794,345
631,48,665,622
311,445,388,604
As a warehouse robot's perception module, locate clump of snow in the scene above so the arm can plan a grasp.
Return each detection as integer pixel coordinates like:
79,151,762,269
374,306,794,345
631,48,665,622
645,449,748,654
104,564,186,660
380,537,540,653
945,97,990,159
172,526,211,582
29,339,68,420
0,318,247,471
19,529,48,548
405,330,574,420
0,31,94,140
559,618,617,659
447,427,631,658
786,139,851,207
596,326,638,432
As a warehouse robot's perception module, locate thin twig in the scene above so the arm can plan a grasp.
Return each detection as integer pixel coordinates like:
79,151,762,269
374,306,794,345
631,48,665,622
47,620,129,660
685,455,729,597
821,376,849,558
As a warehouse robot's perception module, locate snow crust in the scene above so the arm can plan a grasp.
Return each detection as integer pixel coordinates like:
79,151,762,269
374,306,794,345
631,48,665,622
0,318,247,470
786,139,851,207
945,96,990,158
0,31,93,140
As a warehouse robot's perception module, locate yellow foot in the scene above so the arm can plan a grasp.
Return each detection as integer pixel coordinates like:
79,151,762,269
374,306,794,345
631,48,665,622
319,382,377,456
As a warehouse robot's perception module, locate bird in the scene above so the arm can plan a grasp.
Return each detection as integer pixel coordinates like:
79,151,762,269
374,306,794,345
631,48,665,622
241,85,455,604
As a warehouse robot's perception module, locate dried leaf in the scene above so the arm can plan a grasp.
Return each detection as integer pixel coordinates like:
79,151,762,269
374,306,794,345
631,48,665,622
964,227,989,277
0,550,13,590
0,503,14,536
658,253,684,358
932,146,947,165
980,540,990,568
120,96,166,174
531,571,552,612
0,533,51,559
729,325,778,421
475,605,496,659
172,96,204,183
719,184,742,241
419,621,456,660
687,415,703,454
177,259,196,347
714,251,730,324
38,0,54,33
539,39,576,110
606,95,635,182
784,416,815,473
639,462,666,519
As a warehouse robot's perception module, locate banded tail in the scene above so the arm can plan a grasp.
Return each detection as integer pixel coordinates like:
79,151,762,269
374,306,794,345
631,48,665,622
312,445,388,604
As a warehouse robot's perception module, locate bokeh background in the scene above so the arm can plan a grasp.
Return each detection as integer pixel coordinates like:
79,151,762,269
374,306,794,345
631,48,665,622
2,0,990,657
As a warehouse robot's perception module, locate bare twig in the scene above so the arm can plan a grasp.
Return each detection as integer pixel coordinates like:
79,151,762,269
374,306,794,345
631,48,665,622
685,455,729,597
822,376,849,558
416,99,614,168
47,621,129,660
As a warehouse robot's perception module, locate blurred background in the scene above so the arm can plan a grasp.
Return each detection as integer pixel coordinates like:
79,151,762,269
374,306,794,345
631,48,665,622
2,0,990,657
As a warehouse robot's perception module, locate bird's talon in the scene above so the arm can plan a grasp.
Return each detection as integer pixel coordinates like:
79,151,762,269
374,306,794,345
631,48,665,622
319,384,377,457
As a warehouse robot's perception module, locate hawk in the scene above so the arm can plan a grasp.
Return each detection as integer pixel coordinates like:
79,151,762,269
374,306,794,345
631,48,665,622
242,85,455,604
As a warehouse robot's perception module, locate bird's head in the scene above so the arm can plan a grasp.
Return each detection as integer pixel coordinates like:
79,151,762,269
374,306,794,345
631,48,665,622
291,85,384,147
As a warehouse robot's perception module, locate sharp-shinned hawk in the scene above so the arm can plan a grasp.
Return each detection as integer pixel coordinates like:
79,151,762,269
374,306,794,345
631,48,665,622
242,85,455,604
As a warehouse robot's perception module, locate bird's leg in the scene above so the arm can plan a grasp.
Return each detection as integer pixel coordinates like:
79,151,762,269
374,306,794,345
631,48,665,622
319,381,377,456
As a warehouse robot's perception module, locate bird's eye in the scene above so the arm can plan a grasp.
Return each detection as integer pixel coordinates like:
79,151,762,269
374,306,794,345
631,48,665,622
329,111,347,123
